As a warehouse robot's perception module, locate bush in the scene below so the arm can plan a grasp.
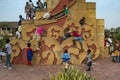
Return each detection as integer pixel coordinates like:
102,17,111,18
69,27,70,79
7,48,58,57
0,35,9,49
115,33,120,41
50,66,95,80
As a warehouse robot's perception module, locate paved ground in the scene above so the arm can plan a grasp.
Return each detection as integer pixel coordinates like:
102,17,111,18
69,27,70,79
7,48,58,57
0,57,120,80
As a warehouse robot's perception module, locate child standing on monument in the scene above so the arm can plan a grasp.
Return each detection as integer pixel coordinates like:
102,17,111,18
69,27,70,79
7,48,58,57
26,43,33,66
62,50,70,72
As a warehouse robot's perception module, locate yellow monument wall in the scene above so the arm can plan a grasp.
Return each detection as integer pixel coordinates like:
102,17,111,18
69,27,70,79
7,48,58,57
10,0,105,65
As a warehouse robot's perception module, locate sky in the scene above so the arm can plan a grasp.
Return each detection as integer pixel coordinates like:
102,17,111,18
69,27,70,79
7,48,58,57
0,0,120,29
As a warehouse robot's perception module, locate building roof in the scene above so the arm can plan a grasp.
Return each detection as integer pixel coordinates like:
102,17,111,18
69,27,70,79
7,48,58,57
0,21,18,28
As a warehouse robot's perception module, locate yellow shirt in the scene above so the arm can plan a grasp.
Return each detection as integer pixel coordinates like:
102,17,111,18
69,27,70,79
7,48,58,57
114,50,119,56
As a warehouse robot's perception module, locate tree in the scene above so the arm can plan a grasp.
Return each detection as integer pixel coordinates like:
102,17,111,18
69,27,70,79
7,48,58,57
114,33,120,41
0,35,9,49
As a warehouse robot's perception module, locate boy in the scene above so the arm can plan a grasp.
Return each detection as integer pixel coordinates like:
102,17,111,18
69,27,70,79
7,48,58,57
71,31,83,51
62,50,70,72
114,48,120,62
62,27,71,40
3,39,12,70
86,49,92,71
27,43,33,66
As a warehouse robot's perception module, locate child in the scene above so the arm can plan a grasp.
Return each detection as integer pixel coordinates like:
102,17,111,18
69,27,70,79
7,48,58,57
0,49,6,62
27,27,43,50
3,39,12,70
62,27,71,40
15,30,21,39
71,31,83,51
114,48,120,62
111,51,115,62
62,50,70,72
27,43,33,66
43,0,47,8
86,49,92,71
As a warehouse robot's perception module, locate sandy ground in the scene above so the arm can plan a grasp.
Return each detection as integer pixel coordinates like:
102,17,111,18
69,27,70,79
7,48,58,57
0,57,120,80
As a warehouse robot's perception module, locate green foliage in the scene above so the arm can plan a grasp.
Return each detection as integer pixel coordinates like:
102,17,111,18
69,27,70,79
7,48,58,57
50,66,95,80
0,23,8,28
0,35,9,49
114,33,120,41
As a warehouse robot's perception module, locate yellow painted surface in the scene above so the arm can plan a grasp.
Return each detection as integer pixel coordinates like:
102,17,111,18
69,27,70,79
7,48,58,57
10,0,105,65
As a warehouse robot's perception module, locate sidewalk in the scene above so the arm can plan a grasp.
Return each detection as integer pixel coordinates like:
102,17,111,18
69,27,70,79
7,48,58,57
0,58,120,80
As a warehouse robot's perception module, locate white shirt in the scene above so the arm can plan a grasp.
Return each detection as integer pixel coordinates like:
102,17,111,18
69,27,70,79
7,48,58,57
5,43,12,55
18,26,21,32
87,53,92,63
28,2,34,8
43,12,50,19
108,37,112,44
0,52,6,56
16,31,21,38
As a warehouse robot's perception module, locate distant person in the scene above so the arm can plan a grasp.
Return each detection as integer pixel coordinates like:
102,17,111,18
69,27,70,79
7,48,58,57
79,17,86,26
28,0,34,10
25,2,31,20
17,15,24,37
3,39,12,70
104,35,108,48
18,15,24,26
86,49,92,71
63,5,69,15
30,10,35,20
26,43,33,66
62,27,71,40
18,24,22,37
43,0,47,8
55,5,69,19
62,50,70,72
39,12,51,20
79,17,93,27
28,0,35,20
114,48,120,62
0,49,6,62
111,51,115,62
38,0,44,10
107,35,113,54
115,41,119,50
35,1,44,11
15,30,21,39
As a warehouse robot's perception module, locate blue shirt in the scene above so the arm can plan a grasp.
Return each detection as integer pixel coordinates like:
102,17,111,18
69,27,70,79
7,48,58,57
5,43,12,54
62,53,70,63
27,48,33,57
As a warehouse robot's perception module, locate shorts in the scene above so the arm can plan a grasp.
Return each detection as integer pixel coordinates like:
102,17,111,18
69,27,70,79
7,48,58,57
87,62,92,66
32,34,41,41
74,36,82,43
63,62,69,69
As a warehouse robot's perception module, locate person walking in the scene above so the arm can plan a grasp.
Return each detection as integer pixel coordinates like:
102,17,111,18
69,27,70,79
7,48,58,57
3,39,12,70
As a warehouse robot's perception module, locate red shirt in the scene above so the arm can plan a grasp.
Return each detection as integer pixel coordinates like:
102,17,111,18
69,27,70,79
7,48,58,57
71,32,80,37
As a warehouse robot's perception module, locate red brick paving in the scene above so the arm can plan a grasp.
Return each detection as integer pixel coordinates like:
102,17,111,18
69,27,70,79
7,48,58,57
0,57,120,80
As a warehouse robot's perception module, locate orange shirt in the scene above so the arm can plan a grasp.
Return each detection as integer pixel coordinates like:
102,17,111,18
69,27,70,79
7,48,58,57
114,50,120,56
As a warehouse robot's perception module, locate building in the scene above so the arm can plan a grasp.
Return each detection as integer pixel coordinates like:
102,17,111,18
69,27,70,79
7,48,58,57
0,22,18,36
